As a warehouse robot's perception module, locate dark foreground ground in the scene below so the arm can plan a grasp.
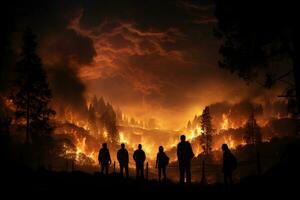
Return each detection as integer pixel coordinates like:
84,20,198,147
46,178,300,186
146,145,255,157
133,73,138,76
1,162,299,199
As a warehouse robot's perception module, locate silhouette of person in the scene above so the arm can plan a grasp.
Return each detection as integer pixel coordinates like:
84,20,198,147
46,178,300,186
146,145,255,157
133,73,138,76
222,144,237,186
156,146,169,183
117,143,129,178
177,135,194,184
133,144,146,180
98,143,111,175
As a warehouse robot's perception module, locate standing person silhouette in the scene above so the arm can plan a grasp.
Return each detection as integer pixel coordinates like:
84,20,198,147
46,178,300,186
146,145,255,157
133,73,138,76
222,144,237,186
117,143,129,178
133,144,146,180
155,146,169,183
177,135,194,184
98,143,111,175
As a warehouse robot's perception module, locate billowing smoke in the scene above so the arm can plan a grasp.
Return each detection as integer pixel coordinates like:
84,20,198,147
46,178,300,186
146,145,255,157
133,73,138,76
0,1,96,117
0,2,17,94
39,29,96,115
49,65,87,115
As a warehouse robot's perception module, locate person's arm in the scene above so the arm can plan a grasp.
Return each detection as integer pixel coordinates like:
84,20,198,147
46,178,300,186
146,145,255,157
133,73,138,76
155,154,158,168
108,150,112,164
126,150,129,163
165,153,169,165
133,152,136,162
222,154,225,172
117,151,120,162
98,150,101,163
177,144,180,160
189,143,195,159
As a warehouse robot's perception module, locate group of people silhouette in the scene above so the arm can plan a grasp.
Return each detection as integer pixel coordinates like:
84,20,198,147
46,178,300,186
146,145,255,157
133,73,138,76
98,134,237,184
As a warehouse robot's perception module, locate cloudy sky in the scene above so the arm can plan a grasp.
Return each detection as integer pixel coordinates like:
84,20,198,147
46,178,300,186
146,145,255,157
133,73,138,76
5,0,284,129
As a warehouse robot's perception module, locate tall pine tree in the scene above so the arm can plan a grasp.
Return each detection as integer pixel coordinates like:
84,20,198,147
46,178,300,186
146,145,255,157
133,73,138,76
187,120,192,130
87,103,98,136
244,112,262,145
11,28,55,146
200,106,213,155
102,103,119,144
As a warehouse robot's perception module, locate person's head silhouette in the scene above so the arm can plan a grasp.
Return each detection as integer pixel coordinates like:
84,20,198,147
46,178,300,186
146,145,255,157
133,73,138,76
222,143,229,152
102,143,107,148
180,135,186,142
159,146,164,153
121,143,125,149
138,144,142,150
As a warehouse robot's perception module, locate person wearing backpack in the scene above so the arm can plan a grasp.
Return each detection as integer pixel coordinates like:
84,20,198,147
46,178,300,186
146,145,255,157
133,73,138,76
155,146,169,183
222,143,237,186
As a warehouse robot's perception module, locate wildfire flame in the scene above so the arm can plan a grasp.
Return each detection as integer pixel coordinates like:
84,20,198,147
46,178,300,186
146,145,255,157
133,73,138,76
57,108,269,168
221,113,229,130
62,136,98,166
223,135,235,149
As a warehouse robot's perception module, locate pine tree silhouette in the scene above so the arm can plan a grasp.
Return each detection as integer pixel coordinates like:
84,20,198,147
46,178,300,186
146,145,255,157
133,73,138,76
244,111,262,145
200,106,213,155
10,28,55,148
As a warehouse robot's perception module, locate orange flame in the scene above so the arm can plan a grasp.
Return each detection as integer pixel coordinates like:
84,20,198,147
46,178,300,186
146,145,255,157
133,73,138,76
221,113,229,130
223,135,235,149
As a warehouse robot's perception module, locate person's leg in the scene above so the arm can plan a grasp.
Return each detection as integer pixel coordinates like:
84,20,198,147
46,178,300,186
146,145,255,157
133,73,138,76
223,172,231,192
105,164,109,175
162,166,167,182
120,165,124,177
224,173,228,185
141,164,144,179
228,171,233,185
125,164,129,178
136,164,139,179
158,167,162,182
179,163,185,184
101,163,104,174
186,162,191,184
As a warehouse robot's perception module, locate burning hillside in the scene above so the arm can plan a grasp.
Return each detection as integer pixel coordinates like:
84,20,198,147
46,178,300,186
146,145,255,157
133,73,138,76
45,95,299,171
3,85,298,173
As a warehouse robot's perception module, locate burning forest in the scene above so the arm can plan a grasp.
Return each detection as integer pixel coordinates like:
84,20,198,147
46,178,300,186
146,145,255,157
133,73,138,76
1,0,300,196
4,90,298,175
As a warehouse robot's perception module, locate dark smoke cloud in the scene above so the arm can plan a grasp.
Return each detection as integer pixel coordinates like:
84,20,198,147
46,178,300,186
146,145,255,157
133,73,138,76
0,1,19,94
49,65,86,110
39,29,96,111
265,118,300,138
3,0,289,128
40,30,95,66
2,0,96,112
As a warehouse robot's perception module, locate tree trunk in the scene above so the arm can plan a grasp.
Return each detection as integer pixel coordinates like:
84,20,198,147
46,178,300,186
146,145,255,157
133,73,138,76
26,91,30,144
293,78,300,115
292,61,300,115
292,29,300,116
200,159,207,184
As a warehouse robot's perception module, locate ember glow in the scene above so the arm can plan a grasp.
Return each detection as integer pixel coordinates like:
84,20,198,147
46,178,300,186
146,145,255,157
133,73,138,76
221,113,230,130
54,102,273,167
2,1,300,196
1,0,295,173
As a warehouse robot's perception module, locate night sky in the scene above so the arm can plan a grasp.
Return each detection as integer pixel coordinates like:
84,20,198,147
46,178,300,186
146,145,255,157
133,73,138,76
2,0,285,128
